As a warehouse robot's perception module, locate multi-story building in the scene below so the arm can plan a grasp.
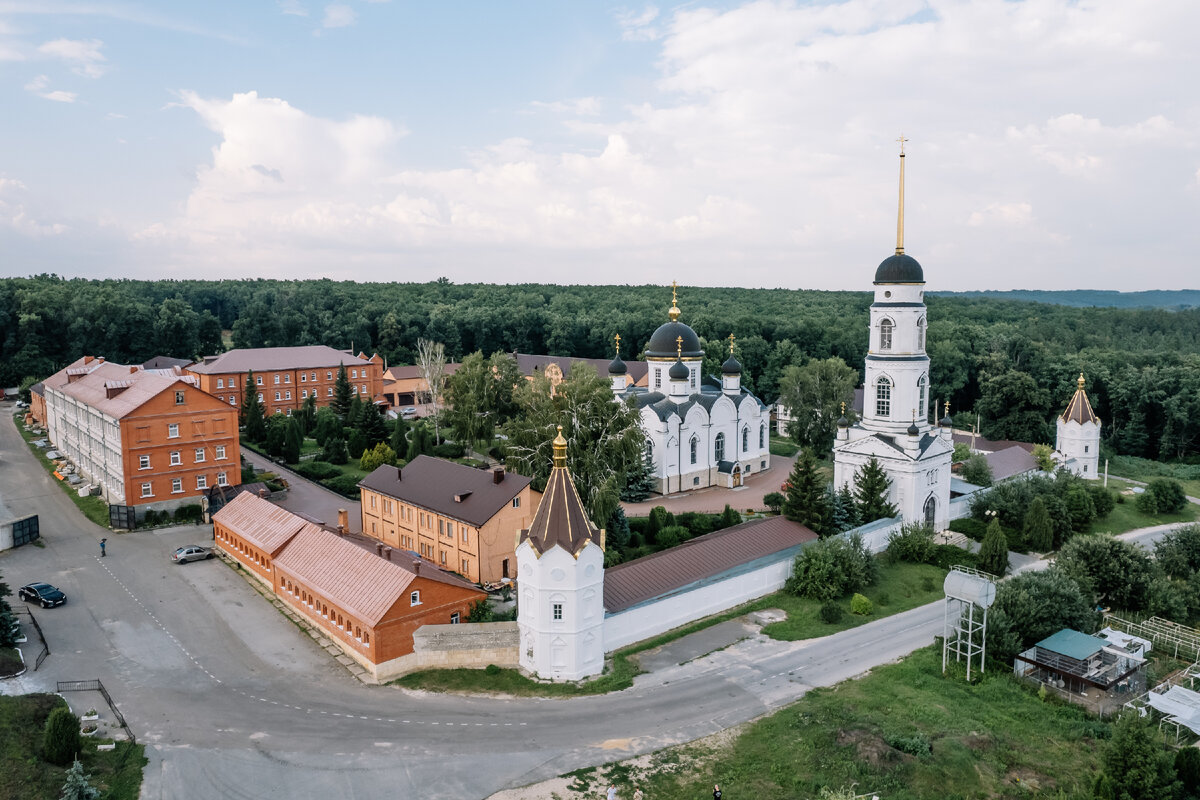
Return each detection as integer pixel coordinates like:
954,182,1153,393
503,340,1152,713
358,455,541,584
186,345,384,417
40,356,240,513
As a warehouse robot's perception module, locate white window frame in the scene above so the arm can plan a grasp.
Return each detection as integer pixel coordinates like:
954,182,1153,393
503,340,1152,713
876,376,892,417
195,448,206,463
879,318,894,350
167,423,179,439
217,378,224,389
410,590,421,606
217,471,228,486
196,475,208,489
169,451,182,466
141,482,153,498
171,477,183,494
139,455,151,470
215,445,226,460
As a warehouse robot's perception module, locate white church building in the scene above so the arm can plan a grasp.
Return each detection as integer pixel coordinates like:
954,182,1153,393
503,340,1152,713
1055,373,1102,478
607,291,771,495
832,145,954,530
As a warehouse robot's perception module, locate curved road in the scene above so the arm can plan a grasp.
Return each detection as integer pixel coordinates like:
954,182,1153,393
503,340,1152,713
7,406,1166,800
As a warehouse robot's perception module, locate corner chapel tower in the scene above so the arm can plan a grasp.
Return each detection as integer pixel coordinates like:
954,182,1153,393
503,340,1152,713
833,139,953,529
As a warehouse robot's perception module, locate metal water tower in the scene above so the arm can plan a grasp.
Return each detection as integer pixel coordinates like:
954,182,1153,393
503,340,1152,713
942,565,997,680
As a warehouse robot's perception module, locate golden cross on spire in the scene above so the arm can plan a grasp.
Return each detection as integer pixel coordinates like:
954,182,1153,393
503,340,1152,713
676,335,683,359
613,333,621,357
671,280,678,306
841,401,846,415
1078,372,1086,389
944,400,950,416
897,134,908,155
728,332,736,356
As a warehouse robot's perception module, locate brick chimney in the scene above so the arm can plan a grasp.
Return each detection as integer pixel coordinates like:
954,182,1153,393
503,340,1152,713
338,508,348,532
383,547,393,562
412,560,421,575
258,488,268,498
376,543,384,557
492,467,505,484
395,466,402,481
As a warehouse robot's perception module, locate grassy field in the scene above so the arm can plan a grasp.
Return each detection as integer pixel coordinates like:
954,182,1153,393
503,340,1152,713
1089,493,1197,534
11,413,111,528
0,694,146,800
563,646,1108,800
394,559,948,695
1107,454,1200,500
768,436,799,457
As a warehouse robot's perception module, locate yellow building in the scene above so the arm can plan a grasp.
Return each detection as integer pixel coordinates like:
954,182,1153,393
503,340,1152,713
358,455,541,585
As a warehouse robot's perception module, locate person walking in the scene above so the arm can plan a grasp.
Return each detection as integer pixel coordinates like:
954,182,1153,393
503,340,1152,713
633,789,643,800
100,538,107,557
713,785,722,800
606,785,617,800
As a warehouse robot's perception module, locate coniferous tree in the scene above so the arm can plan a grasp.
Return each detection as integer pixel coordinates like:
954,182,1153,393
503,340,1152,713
241,370,266,443
0,575,17,648
782,448,829,534
853,457,897,523
332,364,353,419
1023,496,1054,552
264,414,287,457
606,506,631,550
834,483,861,532
297,394,317,436
720,504,742,529
346,394,364,430
282,416,303,464
358,399,388,448
389,417,408,458
42,706,81,766
979,518,1010,576
312,407,341,447
620,443,657,502
322,435,349,465
59,759,101,800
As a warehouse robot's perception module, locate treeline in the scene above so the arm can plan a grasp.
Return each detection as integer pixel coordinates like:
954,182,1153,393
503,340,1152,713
3,274,1200,461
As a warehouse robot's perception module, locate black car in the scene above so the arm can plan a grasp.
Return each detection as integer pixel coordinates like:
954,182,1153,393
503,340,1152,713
18,583,67,608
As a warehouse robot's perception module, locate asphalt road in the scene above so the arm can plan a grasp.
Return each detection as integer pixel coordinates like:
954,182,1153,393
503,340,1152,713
7,402,1179,800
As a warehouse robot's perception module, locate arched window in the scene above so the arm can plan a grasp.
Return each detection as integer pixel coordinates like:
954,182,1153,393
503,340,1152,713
742,426,749,453
923,495,937,527
876,376,892,417
759,424,765,449
917,317,926,350
879,319,894,350
689,435,698,465
918,374,927,420
715,432,726,462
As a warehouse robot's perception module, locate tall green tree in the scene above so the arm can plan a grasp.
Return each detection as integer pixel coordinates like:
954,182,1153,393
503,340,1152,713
312,407,341,446
332,364,353,419
389,416,408,458
620,443,656,502
853,457,897,523
1022,496,1054,552
776,357,858,452
357,399,388,448
42,706,81,766
959,454,993,487
282,416,303,464
1056,534,1155,612
59,759,101,800
975,369,1051,443
297,394,317,436
987,568,1099,664
978,518,1010,576
442,350,521,446
782,448,829,534
503,365,643,527
1102,712,1178,800
241,370,266,443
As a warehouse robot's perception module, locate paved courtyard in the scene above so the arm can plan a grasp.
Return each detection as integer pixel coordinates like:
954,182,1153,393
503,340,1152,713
622,454,796,516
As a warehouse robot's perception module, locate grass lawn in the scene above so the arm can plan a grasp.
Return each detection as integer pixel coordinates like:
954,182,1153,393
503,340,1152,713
11,414,110,528
1090,496,1197,535
768,436,799,457
567,645,1108,800
0,694,146,800
394,559,948,696
1107,454,1200,500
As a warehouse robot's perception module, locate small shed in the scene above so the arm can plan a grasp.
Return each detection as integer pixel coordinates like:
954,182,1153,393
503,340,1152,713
1014,628,1145,713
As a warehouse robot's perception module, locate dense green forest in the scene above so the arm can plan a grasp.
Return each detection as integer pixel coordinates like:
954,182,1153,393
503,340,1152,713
3,275,1199,461
939,289,1200,309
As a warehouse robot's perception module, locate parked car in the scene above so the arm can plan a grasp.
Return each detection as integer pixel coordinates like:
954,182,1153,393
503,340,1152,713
400,406,417,419
171,545,214,564
18,583,67,608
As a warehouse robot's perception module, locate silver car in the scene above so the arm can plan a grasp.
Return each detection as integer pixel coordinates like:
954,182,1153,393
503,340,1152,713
171,545,214,564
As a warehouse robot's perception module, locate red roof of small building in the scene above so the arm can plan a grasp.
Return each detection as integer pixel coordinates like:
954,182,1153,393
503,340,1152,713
212,492,310,555
603,516,818,613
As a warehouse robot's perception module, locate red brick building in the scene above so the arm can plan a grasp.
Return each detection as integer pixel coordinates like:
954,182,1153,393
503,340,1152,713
186,345,384,417
213,493,486,680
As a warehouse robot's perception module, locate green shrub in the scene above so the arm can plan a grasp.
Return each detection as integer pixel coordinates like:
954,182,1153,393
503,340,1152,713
818,602,843,624
886,523,936,564
321,474,364,497
485,664,501,676
886,732,932,757
786,534,877,601
1088,484,1116,518
948,517,989,540
293,461,342,481
763,492,784,514
1147,478,1188,514
850,593,873,615
42,705,81,766
921,576,936,593
656,525,691,549
432,442,466,459
1136,490,1159,515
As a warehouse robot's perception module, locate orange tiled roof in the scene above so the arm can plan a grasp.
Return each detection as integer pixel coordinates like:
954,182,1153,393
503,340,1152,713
45,359,201,420
212,492,310,555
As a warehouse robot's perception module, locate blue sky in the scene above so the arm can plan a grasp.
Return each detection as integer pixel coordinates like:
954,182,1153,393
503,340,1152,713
2,1,1198,290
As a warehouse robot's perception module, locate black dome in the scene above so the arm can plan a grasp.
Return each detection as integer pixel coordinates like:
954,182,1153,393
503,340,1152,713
837,414,850,428
721,355,742,375
669,359,690,381
907,421,921,436
608,355,627,375
646,321,704,359
874,253,924,284
940,413,953,427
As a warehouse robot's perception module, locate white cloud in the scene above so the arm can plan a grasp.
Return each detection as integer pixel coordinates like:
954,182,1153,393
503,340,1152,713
24,74,76,102
39,90,76,103
321,4,356,28
0,175,68,236
278,0,308,16
24,74,48,91
617,6,661,41
38,37,107,78
109,1,1200,288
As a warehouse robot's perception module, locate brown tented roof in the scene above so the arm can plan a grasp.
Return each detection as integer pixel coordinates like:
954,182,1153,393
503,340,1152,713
212,492,310,555
358,455,533,528
187,345,375,374
603,516,818,613
274,526,483,626
518,460,600,557
1062,374,1100,425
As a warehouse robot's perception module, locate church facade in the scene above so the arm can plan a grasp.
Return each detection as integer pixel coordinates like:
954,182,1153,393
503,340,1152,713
832,145,953,530
607,293,771,495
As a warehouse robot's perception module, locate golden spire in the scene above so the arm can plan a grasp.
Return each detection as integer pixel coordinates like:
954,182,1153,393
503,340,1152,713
668,280,681,322
1078,372,1086,390
896,134,908,256
613,333,621,358
944,400,951,416
552,424,567,469
728,332,736,356
676,335,683,359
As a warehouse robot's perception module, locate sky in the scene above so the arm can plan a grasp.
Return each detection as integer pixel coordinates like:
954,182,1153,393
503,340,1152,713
1,0,1198,291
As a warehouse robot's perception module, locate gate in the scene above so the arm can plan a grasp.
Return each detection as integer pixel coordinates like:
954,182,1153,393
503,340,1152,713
109,505,135,530
11,514,38,546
